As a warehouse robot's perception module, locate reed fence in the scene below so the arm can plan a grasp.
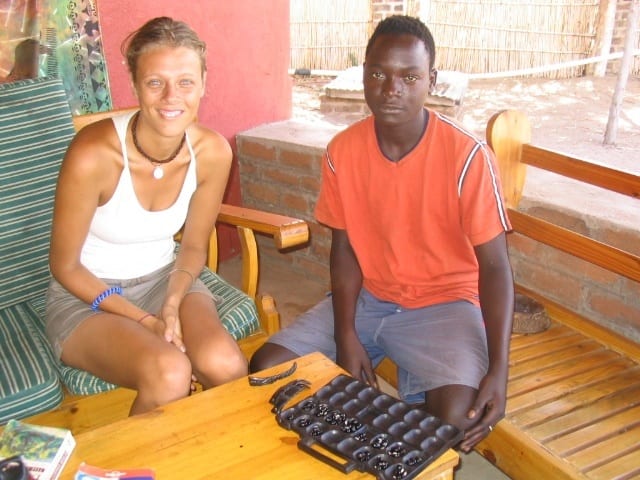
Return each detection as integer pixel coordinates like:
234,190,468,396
290,0,371,71
290,0,640,78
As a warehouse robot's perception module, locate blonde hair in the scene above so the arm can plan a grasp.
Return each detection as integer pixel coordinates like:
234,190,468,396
121,17,207,81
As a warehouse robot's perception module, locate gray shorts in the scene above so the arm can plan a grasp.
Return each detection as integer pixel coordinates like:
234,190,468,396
267,289,488,402
45,262,216,359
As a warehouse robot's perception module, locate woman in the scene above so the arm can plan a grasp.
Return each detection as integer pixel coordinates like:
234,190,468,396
46,17,247,415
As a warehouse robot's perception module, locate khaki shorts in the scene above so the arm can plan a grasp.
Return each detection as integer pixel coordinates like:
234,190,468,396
267,289,489,402
45,262,216,359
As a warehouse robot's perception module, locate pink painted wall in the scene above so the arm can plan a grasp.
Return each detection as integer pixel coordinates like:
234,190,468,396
97,1,292,259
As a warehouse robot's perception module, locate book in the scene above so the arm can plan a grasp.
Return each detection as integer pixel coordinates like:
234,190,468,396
74,463,155,480
0,419,75,480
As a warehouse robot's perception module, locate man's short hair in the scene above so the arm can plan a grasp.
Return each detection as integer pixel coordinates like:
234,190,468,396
365,15,436,70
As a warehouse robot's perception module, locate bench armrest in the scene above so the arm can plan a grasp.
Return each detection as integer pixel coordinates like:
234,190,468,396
212,204,309,297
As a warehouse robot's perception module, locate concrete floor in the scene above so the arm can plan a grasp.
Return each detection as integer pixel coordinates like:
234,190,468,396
218,256,512,480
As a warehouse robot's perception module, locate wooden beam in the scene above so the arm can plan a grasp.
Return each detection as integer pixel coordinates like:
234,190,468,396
522,144,640,198
509,209,640,283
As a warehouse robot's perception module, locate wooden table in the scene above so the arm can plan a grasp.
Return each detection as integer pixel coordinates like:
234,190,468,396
60,352,459,479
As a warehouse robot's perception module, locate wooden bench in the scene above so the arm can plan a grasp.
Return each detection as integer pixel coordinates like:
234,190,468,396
377,109,640,480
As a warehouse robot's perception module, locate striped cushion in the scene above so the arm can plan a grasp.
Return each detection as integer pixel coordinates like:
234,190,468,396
28,297,117,396
0,302,63,425
0,77,76,309
199,268,260,340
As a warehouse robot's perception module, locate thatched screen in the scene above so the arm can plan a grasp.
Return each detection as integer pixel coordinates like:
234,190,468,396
290,0,639,78
424,0,598,79
290,0,372,71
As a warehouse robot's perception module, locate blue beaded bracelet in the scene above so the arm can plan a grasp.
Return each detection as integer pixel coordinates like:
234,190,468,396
90,286,123,312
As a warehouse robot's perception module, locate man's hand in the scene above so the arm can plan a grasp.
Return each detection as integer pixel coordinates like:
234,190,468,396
459,371,506,452
336,333,377,387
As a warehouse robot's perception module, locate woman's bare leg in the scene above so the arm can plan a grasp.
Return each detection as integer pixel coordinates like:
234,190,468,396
60,314,192,415
179,292,248,388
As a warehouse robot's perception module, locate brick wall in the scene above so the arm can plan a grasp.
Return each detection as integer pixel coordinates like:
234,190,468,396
236,120,640,342
236,121,338,289
371,0,407,23
604,0,638,75
612,0,634,50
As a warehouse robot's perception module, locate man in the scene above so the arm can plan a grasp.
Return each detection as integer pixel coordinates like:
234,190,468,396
250,15,514,452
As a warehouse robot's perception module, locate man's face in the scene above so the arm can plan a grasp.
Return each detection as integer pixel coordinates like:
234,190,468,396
363,34,436,127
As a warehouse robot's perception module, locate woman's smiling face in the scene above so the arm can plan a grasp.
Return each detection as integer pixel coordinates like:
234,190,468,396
133,45,205,136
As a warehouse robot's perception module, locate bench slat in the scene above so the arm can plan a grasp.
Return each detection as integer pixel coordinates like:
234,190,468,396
509,341,602,380
506,359,634,413
509,210,640,283
507,350,624,397
509,324,575,349
511,368,640,429
545,404,640,455
584,448,640,480
508,331,591,363
521,144,640,199
568,427,640,474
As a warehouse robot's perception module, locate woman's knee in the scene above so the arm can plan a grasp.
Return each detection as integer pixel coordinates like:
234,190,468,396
194,341,248,388
139,349,192,402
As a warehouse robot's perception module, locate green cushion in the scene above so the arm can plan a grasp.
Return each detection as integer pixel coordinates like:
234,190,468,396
26,296,118,396
0,303,63,425
0,76,76,309
199,268,260,341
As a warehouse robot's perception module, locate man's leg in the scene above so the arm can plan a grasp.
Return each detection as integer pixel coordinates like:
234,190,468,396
377,301,488,420
424,384,479,431
250,290,393,373
249,296,337,373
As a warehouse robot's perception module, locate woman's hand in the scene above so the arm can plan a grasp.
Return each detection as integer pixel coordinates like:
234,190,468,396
160,304,186,352
139,309,185,352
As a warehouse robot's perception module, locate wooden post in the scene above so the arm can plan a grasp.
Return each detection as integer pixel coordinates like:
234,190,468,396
589,0,617,77
486,110,531,209
604,0,640,145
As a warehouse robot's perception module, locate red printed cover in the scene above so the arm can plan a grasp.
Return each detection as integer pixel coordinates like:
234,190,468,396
74,463,155,480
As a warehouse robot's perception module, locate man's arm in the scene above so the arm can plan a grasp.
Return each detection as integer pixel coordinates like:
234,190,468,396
460,232,514,450
330,228,377,385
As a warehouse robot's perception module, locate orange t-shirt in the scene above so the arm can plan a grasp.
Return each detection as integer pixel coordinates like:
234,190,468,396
315,111,511,308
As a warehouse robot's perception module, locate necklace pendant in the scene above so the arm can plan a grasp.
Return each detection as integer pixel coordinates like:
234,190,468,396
153,165,164,179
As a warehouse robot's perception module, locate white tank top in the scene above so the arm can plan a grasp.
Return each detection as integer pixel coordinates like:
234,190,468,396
80,110,197,279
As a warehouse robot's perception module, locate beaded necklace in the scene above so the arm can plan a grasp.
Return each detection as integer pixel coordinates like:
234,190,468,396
131,112,186,179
